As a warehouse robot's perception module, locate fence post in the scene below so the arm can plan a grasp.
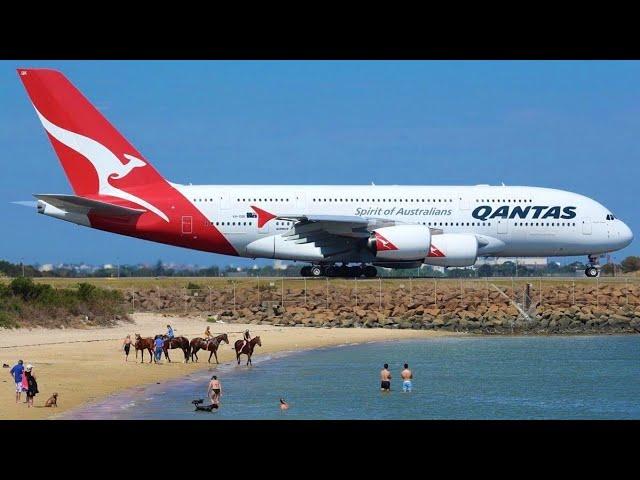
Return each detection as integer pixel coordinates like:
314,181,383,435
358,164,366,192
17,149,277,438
354,276,358,309
326,277,329,310
539,278,542,307
409,276,413,305
485,277,489,305
434,278,437,307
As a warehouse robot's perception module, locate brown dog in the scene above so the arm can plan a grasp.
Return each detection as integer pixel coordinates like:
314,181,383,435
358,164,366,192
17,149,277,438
44,393,58,407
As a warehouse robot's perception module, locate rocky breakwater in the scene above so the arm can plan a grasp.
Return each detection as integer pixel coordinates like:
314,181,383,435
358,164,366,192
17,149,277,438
123,280,640,335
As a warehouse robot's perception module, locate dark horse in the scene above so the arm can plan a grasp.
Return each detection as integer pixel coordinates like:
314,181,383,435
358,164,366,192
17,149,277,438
134,334,154,364
190,334,229,364
234,336,262,366
161,336,191,363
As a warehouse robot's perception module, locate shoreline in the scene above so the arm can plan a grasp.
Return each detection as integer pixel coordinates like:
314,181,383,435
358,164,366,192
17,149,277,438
0,313,455,420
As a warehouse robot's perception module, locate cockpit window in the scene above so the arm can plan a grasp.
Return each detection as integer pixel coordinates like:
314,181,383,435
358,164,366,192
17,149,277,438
606,214,616,220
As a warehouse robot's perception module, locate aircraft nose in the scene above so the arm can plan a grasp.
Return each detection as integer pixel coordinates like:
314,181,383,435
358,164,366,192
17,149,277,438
618,221,633,248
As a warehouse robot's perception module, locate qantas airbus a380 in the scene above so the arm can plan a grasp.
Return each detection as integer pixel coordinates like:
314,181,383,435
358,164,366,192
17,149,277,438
18,69,633,278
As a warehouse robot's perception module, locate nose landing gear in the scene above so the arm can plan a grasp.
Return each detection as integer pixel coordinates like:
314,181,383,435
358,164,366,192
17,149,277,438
585,254,600,277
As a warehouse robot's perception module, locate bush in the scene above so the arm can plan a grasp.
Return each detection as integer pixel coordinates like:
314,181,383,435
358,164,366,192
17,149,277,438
187,282,202,290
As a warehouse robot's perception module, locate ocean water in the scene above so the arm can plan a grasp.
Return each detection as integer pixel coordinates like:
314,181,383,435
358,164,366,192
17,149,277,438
63,336,640,420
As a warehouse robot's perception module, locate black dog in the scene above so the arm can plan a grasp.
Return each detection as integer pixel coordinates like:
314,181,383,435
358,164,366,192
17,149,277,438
191,399,218,412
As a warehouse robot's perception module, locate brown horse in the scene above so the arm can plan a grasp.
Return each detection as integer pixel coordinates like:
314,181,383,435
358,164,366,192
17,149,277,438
134,334,154,364
234,336,262,366
161,336,191,363
190,334,229,364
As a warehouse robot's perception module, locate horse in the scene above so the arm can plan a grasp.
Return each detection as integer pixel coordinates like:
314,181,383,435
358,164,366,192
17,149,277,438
134,334,154,364
161,335,191,363
190,333,229,364
234,336,262,366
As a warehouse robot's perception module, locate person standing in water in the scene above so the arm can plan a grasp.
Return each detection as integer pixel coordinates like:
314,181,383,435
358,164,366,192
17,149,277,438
123,335,132,362
401,363,413,392
208,375,222,406
380,363,392,392
279,398,289,411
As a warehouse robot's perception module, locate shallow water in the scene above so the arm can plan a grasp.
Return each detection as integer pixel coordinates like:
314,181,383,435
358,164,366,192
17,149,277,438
63,335,640,419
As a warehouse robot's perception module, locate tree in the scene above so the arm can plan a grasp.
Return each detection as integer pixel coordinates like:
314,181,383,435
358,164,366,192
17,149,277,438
477,264,493,277
621,256,640,273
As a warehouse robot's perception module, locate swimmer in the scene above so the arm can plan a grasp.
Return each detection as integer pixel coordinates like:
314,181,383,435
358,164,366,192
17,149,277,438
279,398,289,411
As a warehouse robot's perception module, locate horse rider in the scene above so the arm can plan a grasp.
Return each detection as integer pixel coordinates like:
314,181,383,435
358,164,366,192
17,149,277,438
203,326,213,347
239,329,251,352
166,324,175,340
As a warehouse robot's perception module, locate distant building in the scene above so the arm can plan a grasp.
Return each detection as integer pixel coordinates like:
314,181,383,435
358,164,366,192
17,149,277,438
273,260,288,271
38,264,54,272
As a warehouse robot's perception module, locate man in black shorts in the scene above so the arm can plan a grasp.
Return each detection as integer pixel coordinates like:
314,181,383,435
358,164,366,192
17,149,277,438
380,363,391,392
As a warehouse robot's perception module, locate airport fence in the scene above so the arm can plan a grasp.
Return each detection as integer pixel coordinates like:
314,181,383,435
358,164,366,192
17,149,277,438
118,276,640,316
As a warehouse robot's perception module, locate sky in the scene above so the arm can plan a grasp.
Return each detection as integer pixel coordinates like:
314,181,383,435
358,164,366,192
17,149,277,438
1,60,638,267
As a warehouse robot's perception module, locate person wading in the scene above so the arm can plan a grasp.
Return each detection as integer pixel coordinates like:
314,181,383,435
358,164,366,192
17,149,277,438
207,375,222,407
380,363,392,392
401,363,413,392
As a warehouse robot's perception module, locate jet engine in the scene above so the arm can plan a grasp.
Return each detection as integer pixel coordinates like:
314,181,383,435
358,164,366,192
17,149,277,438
423,233,478,267
367,225,431,261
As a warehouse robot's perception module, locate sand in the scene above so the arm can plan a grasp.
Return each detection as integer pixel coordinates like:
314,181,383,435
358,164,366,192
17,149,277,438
0,313,455,419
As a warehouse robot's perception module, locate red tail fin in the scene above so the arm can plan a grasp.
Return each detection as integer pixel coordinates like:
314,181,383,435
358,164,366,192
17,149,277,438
17,68,166,197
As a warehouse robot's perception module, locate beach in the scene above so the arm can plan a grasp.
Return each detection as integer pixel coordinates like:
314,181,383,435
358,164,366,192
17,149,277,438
0,313,454,419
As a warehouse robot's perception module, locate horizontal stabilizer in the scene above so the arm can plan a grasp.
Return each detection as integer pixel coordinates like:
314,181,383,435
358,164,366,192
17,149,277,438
34,194,147,216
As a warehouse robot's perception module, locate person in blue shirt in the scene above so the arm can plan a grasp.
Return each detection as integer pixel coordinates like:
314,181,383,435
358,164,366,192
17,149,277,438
154,335,165,363
9,360,25,403
166,325,174,339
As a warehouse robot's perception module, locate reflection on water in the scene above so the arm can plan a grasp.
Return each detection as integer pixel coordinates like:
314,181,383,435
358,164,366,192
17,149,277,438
63,336,640,420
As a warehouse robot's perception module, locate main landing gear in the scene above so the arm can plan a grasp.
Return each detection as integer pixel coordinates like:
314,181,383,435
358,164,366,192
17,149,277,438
585,254,600,278
300,264,378,278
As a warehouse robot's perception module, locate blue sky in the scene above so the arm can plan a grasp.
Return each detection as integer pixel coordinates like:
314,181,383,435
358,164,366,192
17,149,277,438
1,60,638,266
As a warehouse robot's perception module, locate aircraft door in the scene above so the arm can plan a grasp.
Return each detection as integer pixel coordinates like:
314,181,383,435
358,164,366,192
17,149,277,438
181,216,193,234
582,218,592,235
497,219,508,234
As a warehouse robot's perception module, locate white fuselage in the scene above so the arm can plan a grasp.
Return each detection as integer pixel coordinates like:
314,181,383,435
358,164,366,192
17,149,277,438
173,184,633,262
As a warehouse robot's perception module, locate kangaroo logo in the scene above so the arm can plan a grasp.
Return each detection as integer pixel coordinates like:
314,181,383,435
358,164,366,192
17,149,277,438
375,232,398,251
33,107,169,222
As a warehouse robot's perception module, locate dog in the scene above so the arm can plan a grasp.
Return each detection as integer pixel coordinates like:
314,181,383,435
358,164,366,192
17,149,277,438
44,393,58,407
191,398,218,412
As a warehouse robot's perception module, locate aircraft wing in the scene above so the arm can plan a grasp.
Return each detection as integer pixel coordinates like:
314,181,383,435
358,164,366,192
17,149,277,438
34,194,147,216
248,205,439,249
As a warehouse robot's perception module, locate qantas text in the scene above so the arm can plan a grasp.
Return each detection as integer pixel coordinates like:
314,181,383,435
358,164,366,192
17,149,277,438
472,205,577,221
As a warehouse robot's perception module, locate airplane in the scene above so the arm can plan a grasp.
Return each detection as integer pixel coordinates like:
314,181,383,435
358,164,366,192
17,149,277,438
17,68,633,278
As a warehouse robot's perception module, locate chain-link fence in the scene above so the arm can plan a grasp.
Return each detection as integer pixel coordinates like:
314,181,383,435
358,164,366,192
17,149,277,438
120,276,640,315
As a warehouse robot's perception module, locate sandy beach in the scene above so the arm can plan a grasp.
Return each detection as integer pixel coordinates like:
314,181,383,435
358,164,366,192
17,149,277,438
0,313,455,419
